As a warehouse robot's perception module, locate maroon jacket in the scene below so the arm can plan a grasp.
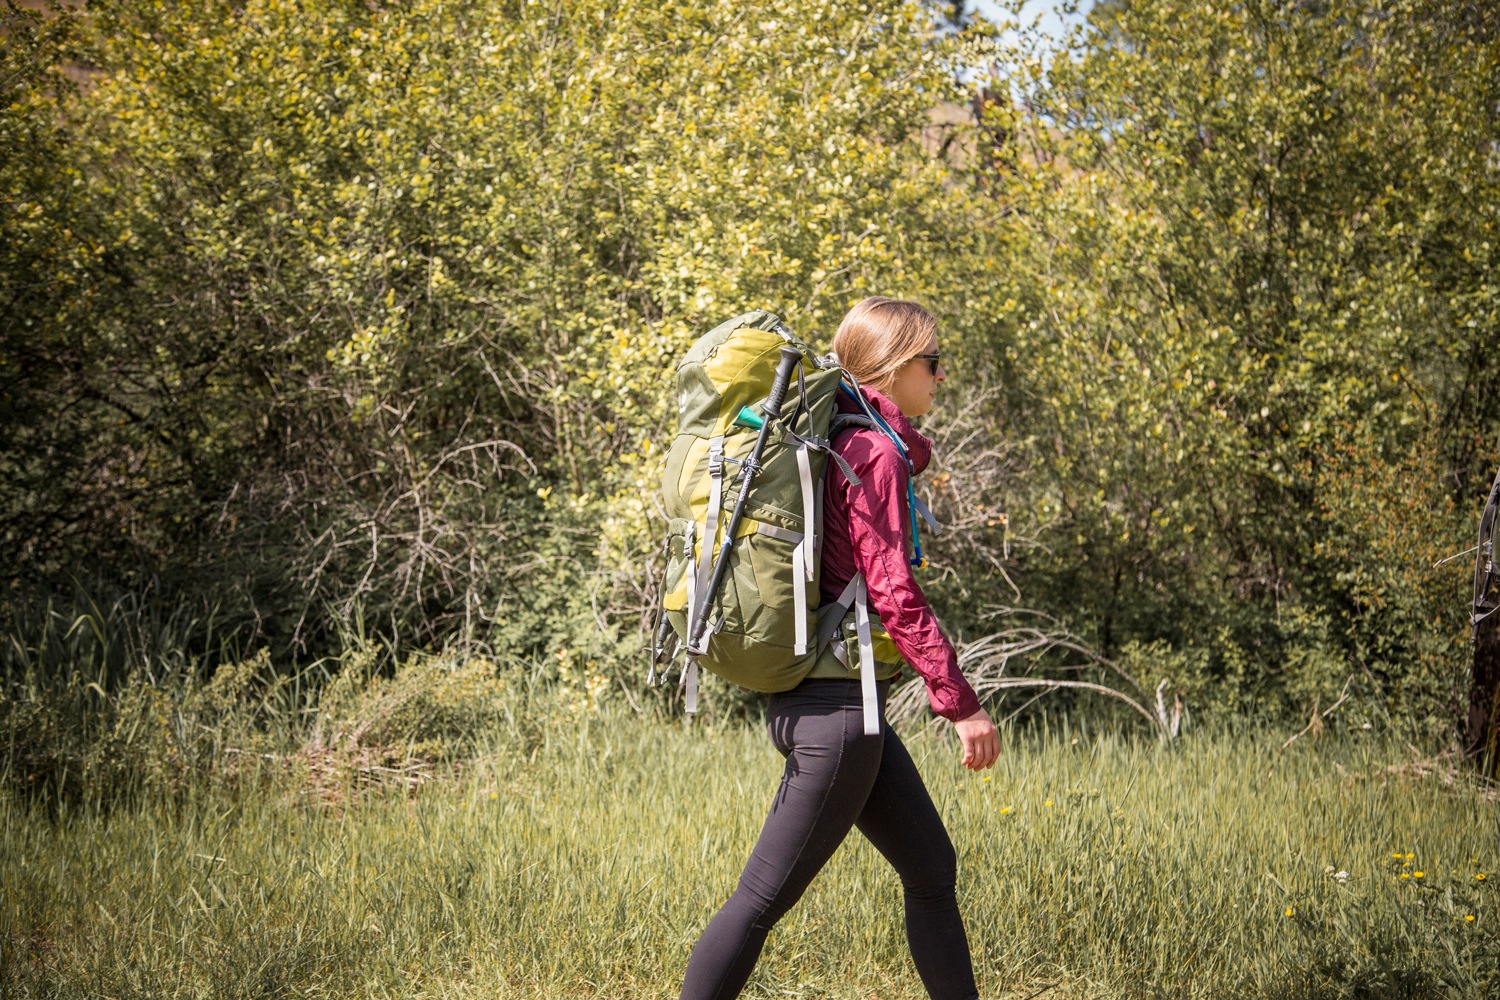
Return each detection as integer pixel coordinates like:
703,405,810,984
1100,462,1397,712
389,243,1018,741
820,386,982,723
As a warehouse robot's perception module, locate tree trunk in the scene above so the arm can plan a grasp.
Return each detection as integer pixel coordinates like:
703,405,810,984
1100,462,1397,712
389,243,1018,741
1467,468,1500,777
1469,614,1500,777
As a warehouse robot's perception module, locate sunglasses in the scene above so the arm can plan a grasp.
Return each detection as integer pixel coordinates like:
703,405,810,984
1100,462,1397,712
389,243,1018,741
910,352,942,376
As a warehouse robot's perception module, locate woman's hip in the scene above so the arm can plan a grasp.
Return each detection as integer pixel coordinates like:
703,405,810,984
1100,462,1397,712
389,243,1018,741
766,678,890,757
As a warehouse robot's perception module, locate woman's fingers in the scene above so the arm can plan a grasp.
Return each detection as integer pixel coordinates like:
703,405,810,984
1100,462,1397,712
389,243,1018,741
978,729,999,769
954,709,1000,771
963,731,991,771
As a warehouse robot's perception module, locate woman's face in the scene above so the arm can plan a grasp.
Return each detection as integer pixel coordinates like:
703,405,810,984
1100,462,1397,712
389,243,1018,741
886,332,946,418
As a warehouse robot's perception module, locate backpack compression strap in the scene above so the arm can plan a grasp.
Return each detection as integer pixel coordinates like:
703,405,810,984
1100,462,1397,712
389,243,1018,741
783,423,863,655
853,576,880,736
817,573,881,736
679,435,728,715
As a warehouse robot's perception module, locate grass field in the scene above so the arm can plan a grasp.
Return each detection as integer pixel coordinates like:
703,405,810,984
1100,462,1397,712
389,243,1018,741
2,709,1496,999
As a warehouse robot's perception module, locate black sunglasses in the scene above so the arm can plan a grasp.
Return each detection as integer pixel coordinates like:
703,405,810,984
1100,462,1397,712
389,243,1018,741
910,352,942,375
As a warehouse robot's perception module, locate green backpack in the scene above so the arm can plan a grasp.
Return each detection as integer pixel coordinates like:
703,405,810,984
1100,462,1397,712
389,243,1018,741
651,309,894,733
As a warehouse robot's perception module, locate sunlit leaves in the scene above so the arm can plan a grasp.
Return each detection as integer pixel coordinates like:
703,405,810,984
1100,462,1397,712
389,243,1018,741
4,0,987,663
973,0,1500,729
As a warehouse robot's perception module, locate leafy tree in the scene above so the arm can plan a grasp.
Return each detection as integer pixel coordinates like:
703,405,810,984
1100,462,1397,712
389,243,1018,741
965,0,1500,734
10,0,1496,744
3,0,990,670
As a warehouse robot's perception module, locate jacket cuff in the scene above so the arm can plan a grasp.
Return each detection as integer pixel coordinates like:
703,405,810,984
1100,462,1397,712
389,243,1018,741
930,676,983,723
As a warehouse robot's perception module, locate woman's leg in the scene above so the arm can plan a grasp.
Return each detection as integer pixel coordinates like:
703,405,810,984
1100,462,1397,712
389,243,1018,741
855,725,979,1000
680,681,882,1000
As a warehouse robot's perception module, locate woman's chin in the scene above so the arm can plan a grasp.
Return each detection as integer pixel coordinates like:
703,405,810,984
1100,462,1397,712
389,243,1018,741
903,400,935,419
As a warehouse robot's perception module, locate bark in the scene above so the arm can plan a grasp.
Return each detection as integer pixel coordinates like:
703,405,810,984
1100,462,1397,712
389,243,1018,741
1467,468,1500,777
1469,613,1500,777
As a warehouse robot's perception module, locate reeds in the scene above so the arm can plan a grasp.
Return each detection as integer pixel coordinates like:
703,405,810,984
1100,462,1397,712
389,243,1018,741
2,705,1494,998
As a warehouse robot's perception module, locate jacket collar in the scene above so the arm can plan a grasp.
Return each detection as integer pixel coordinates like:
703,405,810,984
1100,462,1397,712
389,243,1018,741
837,384,933,474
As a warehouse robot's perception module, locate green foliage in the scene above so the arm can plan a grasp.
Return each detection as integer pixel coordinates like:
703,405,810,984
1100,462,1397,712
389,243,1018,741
1309,427,1474,733
4,0,1499,739
952,0,1500,734
1,0,983,667
0,4,113,576
1,648,291,808
0,576,252,805
0,617,615,807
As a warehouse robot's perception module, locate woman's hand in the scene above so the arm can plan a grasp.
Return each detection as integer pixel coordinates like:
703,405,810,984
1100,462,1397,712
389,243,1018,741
954,709,999,771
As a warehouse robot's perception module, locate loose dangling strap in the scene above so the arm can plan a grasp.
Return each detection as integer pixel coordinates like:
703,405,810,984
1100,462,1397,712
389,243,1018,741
853,575,880,736
683,656,699,715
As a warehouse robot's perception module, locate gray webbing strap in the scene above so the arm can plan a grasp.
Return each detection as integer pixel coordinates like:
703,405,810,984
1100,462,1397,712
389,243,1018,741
791,544,809,655
788,428,862,488
853,575,880,736
793,441,815,654
796,443,817,580
689,437,725,655
754,521,803,544
683,519,700,716
817,575,861,653
815,575,878,734
829,450,862,488
912,492,942,535
683,521,698,638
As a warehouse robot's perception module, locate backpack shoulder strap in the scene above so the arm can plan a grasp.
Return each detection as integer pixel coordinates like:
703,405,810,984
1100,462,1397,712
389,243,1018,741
817,413,873,488
830,412,874,436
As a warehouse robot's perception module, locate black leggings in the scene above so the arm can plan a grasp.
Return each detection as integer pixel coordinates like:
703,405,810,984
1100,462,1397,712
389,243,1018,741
680,679,979,1000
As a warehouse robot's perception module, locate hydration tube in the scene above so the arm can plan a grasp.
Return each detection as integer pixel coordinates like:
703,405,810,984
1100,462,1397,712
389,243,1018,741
836,378,928,569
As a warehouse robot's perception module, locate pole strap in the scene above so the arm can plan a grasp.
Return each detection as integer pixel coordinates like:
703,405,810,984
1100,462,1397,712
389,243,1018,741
796,441,817,582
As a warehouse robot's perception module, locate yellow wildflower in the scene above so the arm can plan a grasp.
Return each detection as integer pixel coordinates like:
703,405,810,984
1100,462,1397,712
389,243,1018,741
1476,873,1488,882
1466,915,1477,923
1000,806,1012,815
1044,799,1054,807
1413,871,1425,879
1284,907,1294,917
1400,873,1410,879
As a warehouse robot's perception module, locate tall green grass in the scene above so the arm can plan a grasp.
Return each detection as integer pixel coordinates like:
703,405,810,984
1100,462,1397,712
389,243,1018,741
2,707,1495,998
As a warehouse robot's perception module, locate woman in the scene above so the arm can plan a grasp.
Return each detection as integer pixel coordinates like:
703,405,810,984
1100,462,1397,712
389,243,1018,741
680,297,999,1000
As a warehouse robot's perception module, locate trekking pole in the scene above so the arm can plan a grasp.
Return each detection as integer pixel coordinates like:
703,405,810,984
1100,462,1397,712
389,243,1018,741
686,346,802,654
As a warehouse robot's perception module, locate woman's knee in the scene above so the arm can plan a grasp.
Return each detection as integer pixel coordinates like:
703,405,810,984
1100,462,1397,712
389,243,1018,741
901,837,957,900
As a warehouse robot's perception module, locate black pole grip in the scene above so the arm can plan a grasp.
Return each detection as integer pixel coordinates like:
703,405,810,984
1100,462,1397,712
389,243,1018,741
760,347,802,421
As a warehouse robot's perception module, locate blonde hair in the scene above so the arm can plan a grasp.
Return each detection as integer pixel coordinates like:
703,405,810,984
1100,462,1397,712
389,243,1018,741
831,296,938,394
